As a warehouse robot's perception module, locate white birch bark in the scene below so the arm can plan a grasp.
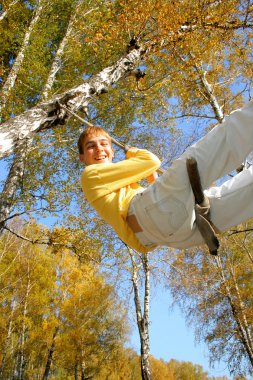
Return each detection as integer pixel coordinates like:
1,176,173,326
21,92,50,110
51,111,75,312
141,254,152,380
0,299,17,378
1,8,252,158
0,46,143,159
0,0,39,230
0,0,20,22
0,0,43,116
2,10,246,160
0,0,67,231
128,248,152,380
42,1,95,101
0,2,98,230
193,61,224,122
0,0,93,233
17,270,33,380
0,138,33,231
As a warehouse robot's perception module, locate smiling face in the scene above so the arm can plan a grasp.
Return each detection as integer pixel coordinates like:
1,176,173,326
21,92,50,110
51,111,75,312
79,134,114,165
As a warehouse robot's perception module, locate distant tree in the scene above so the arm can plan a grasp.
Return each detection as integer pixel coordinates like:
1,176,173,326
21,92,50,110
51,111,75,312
0,221,129,379
128,247,152,380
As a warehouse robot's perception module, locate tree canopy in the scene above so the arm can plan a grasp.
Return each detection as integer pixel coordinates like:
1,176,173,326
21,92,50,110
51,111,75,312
1,0,253,229
1,0,253,378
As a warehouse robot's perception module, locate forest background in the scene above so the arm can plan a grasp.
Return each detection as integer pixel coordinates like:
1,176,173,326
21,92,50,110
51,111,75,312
0,0,253,379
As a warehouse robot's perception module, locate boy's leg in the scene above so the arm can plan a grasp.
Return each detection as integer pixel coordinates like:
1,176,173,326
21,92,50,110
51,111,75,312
133,101,253,247
206,165,253,231
179,100,253,189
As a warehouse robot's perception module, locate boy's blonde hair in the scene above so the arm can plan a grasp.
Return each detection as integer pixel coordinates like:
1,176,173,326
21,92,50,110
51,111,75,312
78,126,112,154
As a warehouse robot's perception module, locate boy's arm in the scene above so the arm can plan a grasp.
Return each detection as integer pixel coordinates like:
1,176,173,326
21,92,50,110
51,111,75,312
82,147,161,203
126,147,158,184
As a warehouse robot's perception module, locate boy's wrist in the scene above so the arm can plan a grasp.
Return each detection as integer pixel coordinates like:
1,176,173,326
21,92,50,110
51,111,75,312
127,147,139,153
125,147,139,158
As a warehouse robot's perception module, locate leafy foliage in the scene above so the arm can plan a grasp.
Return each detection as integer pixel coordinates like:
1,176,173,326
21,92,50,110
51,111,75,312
0,221,128,379
1,1,253,378
165,221,253,376
1,0,253,229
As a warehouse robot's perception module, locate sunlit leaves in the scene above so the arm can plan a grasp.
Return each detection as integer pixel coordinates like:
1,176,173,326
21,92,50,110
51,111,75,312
1,0,253,232
0,221,128,378
1,3,253,376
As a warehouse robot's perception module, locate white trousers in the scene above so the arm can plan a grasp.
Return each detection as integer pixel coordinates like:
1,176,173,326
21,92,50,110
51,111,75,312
129,100,253,249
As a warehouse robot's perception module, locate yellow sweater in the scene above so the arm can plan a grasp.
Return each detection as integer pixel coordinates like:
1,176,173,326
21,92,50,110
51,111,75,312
81,149,161,253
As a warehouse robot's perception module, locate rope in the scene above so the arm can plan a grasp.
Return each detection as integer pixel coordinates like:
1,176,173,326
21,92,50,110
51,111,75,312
60,104,219,253
59,103,129,151
59,103,163,175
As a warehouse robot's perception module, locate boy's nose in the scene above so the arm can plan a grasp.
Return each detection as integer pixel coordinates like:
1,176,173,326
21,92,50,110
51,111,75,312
96,144,104,151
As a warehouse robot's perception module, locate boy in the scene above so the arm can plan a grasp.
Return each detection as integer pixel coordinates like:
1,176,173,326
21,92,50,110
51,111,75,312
78,101,253,254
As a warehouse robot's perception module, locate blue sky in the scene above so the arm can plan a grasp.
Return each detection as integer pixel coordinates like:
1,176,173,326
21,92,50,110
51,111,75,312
129,287,232,379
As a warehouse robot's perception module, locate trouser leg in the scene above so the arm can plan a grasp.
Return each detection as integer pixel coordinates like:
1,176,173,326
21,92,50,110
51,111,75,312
132,101,253,248
156,100,253,206
207,165,253,231
179,100,253,189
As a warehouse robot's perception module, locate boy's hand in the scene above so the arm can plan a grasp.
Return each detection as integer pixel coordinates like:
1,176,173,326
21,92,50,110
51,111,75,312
125,146,139,158
146,171,158,184
126,146,139,154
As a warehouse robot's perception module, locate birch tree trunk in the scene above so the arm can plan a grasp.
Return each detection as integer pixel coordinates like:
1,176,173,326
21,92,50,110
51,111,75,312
215,256,253,367
0,1,99,231
0,0,44,234
0,0,20,22
128,247,152,380
74,363,78,380
0,299,17,378
41,326,59,380
81,361,86,380
0,43,143,232
193,60,224,122
0,45,143,159
42,1,95,101
141,254,152,380
0,138,33,232
17,275,32,380
1,7,252,158
0,0,43,117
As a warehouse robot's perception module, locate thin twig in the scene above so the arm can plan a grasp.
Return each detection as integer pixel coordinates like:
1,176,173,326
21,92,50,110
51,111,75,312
3,225,100,264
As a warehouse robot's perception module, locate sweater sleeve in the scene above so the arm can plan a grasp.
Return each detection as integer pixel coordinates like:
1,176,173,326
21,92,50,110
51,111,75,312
82,149,161,203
